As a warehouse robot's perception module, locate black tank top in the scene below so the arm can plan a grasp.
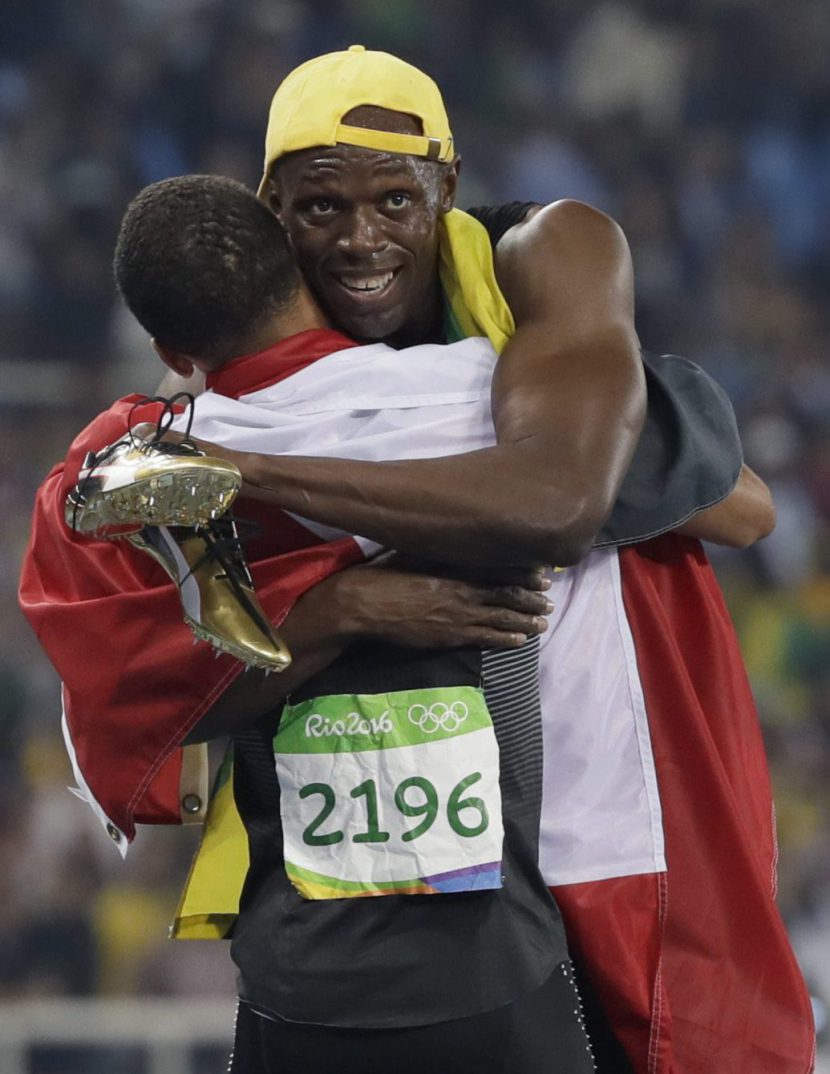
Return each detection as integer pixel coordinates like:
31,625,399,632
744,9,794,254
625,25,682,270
466,201,537,244
230,641,567,1029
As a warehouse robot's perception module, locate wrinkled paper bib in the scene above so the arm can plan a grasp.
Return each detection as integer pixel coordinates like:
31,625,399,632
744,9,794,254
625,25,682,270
274,685,504,899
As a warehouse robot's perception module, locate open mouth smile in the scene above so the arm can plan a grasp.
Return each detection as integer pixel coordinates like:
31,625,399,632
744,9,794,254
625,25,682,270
331,270,400,299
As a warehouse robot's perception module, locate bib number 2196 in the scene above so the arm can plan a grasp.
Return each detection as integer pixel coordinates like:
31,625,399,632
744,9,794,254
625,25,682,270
274,687,504,900
301,771,490,846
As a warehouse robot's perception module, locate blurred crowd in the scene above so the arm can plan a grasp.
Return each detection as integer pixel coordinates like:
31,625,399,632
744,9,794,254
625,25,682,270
1,0,828,1049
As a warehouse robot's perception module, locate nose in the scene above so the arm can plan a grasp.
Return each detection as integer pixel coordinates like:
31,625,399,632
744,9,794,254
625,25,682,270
336,205,389,259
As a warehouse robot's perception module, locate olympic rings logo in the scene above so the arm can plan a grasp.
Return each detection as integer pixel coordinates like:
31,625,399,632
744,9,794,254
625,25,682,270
407,701,469,734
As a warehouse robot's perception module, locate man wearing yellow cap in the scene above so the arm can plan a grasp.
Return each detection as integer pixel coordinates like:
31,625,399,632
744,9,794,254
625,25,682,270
219,51,642,1071
158,47,811,1074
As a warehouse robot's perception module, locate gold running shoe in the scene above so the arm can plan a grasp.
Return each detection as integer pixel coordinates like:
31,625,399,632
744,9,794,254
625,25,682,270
65,393,242,538
128,518,292,672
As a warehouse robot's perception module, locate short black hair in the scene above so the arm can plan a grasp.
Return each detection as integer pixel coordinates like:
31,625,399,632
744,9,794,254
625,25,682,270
114,174,300,363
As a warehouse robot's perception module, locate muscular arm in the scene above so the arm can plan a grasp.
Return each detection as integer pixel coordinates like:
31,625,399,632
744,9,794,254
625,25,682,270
197,201,646,568
675,464,775,548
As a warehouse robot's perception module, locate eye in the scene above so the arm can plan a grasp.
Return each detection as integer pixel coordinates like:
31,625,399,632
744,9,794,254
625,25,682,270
299,196,340,219
384,191,412,210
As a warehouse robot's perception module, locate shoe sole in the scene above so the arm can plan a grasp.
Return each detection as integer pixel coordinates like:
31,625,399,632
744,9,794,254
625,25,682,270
76,465,241,532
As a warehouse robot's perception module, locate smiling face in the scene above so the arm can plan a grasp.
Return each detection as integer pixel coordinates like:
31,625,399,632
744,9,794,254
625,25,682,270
263,109,459,346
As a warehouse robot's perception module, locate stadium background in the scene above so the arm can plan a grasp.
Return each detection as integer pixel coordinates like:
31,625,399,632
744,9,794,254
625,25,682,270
1,0,828,1069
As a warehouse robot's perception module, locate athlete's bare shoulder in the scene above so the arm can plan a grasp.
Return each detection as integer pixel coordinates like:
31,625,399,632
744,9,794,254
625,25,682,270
500,198,624,240
492,199,634,331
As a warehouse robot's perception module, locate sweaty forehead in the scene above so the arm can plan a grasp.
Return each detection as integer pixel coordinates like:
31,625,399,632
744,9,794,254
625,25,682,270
275,144,435,190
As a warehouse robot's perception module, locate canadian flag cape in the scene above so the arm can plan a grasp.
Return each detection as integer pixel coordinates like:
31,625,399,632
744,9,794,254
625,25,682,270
19,210,814,1072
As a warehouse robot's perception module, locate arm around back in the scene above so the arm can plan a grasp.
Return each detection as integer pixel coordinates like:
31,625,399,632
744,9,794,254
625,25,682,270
185,560,553,742
199,201,646,568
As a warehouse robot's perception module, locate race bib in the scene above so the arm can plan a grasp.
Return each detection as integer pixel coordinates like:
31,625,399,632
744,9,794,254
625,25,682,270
274,685,504,900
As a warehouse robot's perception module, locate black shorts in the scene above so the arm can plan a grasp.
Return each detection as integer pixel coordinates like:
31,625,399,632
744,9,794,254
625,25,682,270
228,960,596,1074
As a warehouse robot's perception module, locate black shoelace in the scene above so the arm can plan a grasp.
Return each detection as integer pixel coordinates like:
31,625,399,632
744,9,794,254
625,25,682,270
133,392,199,453
182,515,276,644
69,392,198,533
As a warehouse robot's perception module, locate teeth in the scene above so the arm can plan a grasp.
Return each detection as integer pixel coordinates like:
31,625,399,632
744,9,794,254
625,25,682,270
338,272,393,293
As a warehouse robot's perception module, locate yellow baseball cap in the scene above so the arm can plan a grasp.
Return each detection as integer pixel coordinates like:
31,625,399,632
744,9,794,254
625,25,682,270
259,45,455,189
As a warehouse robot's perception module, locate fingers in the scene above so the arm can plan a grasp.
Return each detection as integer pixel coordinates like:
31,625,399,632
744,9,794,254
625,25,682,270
458,579,552,648
455,606,548,649
461,627,534,650
479,583,553,617
448,582,549,646
337,566,553,652
429,576,552,641
476,604,549,636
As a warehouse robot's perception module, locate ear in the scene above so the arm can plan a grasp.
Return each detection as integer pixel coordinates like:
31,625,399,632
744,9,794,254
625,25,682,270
440,156,461,213
257,172,283,222
152,339,197,377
